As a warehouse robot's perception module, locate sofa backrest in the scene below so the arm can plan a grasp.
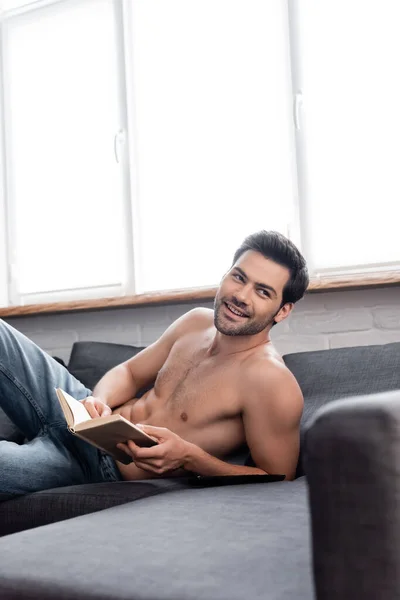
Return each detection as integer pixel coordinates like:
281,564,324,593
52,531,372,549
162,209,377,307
284,341,400,476
67,341,146,392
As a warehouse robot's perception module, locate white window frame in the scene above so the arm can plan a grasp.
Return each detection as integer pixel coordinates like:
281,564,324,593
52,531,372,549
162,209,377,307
0,22,10,308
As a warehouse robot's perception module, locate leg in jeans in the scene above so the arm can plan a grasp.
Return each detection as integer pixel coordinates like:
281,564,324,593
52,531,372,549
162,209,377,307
0,319,121,499
0,319,91,437
0,436,88,501
0,408,24,443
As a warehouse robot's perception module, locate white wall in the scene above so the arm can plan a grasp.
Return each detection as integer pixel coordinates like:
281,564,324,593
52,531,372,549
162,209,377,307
4,286,400,364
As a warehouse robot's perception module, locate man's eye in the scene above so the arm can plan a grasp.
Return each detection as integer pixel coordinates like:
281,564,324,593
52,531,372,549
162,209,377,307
233,273,244,282
259,289,270,298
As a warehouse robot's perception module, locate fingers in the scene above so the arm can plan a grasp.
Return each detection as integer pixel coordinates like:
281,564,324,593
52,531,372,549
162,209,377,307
82,397,101,418
136,424,169,441
137,424,167,435
134,460,167,475
116,442,130,454
129,440,163,459
116,440,142,457
116,443,164,474
116,442,135,457
100,404,112,417
82,396,111,419
133,461,159,474
116,440,161,460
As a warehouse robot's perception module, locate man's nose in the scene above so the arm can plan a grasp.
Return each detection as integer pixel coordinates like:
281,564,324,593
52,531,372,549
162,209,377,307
234,285,251,304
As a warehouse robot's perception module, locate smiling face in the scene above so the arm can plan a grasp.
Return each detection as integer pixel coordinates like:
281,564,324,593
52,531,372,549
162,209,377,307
214,250,292,337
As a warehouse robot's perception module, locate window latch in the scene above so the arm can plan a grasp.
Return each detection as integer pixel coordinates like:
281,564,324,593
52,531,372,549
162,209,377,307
293,91,303,131
113,129,126,164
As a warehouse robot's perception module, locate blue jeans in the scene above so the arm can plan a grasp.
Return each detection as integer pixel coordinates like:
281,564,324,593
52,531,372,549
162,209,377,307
0,319,122,500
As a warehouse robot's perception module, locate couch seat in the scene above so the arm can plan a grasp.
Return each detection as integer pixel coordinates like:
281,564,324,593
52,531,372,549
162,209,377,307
0,477,313,600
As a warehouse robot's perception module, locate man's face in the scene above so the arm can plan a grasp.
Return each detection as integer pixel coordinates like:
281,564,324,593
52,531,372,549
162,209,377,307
214,250,291,336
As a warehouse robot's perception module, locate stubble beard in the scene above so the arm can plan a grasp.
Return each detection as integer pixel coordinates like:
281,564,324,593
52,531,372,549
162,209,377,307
213,296,277,337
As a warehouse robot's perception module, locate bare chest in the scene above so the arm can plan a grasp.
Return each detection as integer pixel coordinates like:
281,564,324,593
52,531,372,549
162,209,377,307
153,348,241,421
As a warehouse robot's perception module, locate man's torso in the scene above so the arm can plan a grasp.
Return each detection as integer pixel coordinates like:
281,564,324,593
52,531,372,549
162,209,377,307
113,320,284,480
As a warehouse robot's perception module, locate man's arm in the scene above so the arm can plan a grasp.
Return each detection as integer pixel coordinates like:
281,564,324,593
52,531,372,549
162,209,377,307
238,362,304,480
119,362,303,480
118,426,270,477
87,308,212,416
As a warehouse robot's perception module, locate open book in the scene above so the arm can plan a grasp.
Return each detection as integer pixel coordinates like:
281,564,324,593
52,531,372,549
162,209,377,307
55,388,158,465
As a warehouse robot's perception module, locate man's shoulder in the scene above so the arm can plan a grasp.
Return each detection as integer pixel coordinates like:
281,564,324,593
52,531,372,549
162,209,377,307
170,307,214,341
241,351,304,413
243,351,295,388
178,307,214,329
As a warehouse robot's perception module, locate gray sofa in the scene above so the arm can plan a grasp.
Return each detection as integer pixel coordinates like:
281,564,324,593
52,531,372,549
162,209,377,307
0,339,399,600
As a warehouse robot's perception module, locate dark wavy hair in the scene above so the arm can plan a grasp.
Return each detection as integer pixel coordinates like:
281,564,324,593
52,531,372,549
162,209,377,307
232,230,309,306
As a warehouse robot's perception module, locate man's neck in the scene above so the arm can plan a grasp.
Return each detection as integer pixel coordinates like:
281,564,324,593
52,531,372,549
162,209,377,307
207,329,271,357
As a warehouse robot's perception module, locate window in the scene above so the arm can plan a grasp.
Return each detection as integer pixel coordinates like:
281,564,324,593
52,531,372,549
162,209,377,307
293,0,400,274
1,0,131,304
0,0,399,309
128,0,297,292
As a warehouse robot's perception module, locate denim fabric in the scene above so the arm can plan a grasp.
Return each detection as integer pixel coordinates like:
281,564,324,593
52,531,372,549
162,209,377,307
0,319,122,500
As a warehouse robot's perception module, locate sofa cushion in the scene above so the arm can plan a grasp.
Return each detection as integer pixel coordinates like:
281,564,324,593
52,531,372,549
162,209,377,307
0,477,313,600
0,478,191,537
67,341,145,391
284,341,400,476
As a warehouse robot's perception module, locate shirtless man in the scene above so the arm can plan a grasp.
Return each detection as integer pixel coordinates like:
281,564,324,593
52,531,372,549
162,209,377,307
84,230,309,482
0,230,308,499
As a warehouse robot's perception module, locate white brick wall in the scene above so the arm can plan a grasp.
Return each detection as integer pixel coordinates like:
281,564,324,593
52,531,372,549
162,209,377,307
270,287,400,354
4,286,400,362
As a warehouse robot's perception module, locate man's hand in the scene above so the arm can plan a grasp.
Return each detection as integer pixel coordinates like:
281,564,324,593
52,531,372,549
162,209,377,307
117,425,191,475
81,396,112,419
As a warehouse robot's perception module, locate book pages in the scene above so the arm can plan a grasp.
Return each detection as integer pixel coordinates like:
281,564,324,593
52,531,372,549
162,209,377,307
56,388,92,429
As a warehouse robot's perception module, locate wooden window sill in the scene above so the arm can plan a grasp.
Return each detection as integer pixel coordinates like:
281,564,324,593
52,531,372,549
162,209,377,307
0,271,399,318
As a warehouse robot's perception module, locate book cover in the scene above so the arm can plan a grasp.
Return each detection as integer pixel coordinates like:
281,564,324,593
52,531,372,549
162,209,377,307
55,388,158,465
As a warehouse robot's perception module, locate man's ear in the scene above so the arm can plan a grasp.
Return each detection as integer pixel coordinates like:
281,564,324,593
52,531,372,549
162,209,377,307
274,302,294,324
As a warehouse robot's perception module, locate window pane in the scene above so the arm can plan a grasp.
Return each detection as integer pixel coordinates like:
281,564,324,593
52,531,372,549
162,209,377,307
297,0,400,270
3,0,125,295
129,0,297,292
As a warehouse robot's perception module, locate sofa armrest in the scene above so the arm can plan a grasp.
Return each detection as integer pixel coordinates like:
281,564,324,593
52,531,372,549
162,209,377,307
304,390,400,600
